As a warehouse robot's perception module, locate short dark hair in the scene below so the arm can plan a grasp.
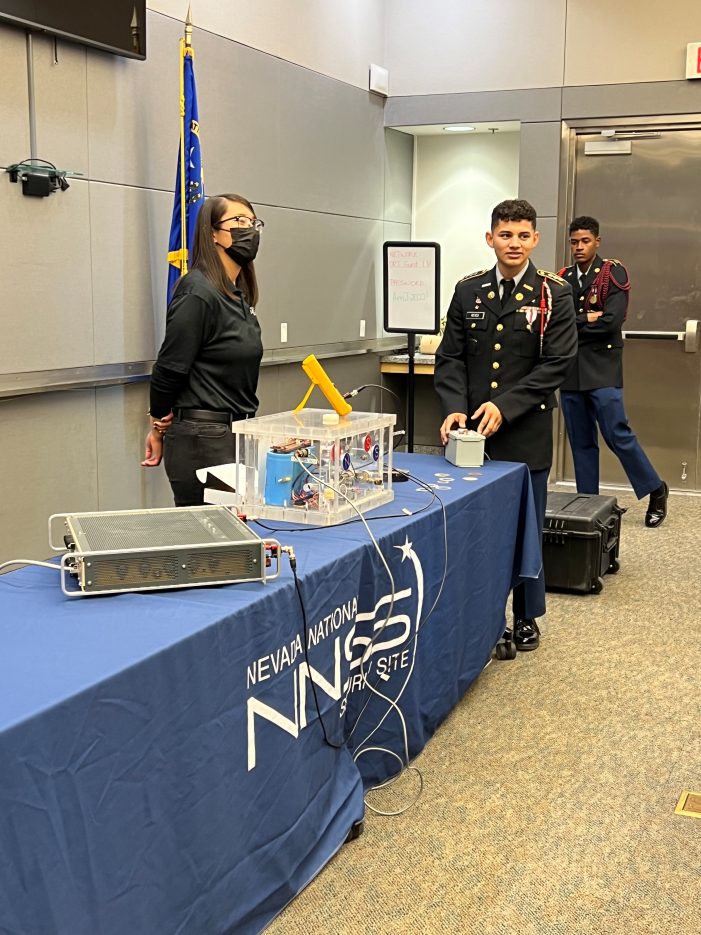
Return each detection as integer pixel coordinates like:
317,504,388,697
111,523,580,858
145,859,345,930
491,199,537,230
189,193,260,306
569,215,599,237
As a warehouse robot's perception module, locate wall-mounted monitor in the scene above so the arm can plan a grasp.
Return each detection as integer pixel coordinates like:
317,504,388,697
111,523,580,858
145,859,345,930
0,0,146,60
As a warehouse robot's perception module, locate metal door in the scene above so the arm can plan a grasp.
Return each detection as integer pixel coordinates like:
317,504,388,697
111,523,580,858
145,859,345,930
558,124,701,491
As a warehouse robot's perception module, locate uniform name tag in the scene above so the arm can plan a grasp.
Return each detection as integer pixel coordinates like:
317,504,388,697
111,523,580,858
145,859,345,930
465,311,486,320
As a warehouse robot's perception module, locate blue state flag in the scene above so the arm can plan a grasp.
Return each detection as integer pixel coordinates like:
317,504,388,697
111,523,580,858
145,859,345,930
167,37,204,301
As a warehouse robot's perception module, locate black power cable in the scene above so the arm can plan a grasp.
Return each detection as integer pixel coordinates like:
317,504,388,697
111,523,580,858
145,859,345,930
287,551,345,749
342,383,407,451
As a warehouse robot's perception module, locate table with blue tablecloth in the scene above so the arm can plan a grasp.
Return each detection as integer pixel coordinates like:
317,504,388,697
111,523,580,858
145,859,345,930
0,454,540,935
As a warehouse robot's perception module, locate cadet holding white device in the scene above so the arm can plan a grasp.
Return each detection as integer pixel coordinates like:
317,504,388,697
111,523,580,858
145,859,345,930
434,200,577,651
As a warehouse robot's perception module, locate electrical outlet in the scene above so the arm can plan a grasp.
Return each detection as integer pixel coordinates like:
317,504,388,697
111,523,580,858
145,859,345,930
359,319,366,338
280,322,287,343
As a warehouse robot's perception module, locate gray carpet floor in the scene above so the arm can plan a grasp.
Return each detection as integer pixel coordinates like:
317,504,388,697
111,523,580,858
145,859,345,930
267,488,701,935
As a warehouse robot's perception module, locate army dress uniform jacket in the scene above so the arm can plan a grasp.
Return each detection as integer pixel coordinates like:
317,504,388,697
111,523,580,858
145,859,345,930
560,255,629,392
435,261,577,472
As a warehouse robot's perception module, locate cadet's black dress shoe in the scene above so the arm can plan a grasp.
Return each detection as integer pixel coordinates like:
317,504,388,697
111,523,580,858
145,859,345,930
645,481,668,528
513,618,540,651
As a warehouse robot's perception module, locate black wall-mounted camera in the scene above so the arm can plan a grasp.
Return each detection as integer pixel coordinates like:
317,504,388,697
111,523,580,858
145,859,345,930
6,159,71,197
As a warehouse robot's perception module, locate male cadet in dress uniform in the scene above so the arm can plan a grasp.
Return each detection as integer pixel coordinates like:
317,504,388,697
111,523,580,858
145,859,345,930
559,216,668,527
435,199,577,651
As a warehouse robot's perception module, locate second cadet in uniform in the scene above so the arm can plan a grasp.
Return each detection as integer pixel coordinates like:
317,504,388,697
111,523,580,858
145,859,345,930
560,216,668,527
435,199,577,651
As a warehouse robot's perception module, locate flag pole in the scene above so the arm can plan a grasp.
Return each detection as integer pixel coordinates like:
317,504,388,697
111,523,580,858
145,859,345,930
179,6,193,276
185,4,193,47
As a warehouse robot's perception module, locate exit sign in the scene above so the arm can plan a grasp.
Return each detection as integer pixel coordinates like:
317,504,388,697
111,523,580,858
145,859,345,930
687,42,701,79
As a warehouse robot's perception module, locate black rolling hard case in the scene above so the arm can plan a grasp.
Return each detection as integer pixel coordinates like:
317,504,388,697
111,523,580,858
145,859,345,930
542,492,625,594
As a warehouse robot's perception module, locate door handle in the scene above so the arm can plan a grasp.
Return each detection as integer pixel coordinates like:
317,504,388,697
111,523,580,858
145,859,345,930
621,321,699,351
622,330,682,341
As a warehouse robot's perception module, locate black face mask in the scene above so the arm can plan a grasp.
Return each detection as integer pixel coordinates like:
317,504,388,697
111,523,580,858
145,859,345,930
221,228,260,266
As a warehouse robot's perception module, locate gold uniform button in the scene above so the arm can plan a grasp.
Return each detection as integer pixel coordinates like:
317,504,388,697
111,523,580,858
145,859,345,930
496,323,504,332
494,343,501,351
492,361,500,370
594,267,601,273
491,381,498,389
607,343,612,349
471,323,476,329
540,404,546,410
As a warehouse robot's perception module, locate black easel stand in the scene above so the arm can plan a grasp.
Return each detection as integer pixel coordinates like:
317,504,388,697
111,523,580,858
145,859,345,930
406,333,416,453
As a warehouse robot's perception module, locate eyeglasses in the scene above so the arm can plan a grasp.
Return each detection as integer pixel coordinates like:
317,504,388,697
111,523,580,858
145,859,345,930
217,215,265,232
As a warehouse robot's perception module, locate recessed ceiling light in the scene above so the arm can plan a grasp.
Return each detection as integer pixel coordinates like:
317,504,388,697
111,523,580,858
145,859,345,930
443,125,476,133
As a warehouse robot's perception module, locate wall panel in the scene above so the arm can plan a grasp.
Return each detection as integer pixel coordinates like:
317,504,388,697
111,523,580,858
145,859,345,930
384,129,414,225
254,208,381,349
276,0,384,92
385,88,562,129
384,0,566,96
90,183,172,364
531,216,558,273
0,391,98,564
275,62,385,218
0,24,31,167
565,0,699,87
519,122,562,219
562,81,701,120
86,11,181,190
0,179,94,373
32,35,89,176
95,383,173,511
192,27,282,204
146,0,385,91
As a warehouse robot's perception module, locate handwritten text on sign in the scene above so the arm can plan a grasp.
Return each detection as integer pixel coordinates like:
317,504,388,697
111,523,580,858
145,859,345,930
385,244,438,332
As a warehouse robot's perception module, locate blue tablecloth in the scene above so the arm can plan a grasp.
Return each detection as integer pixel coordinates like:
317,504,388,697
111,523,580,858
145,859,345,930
0,454,540,935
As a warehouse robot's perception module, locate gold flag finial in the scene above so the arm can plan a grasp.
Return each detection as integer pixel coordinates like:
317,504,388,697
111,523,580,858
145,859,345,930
184,5,193,47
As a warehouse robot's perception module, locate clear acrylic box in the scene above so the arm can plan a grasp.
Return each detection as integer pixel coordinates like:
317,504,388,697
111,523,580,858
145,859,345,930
230,409,396,525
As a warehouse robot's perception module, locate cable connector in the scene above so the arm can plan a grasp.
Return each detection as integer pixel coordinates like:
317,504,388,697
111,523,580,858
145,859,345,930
342,385,366,400
264,541,279,568
280,544,297,571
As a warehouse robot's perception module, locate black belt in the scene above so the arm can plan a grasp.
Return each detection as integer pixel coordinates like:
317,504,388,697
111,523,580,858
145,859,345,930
176,408,240,424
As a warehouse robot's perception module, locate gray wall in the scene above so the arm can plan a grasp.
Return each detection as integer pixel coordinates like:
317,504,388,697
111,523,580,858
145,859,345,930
0,12,412,563
384,0,700,95
386,84,701,271
384,0,701,270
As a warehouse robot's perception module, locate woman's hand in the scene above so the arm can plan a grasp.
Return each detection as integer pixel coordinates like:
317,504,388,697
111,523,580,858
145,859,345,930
152,412,174,433
142,428,165,467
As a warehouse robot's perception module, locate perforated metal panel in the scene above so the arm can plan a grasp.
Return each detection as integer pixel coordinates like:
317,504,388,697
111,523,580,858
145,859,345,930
57,506,268,595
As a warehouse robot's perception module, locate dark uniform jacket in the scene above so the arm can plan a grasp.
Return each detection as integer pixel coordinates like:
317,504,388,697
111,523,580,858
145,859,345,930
560,255,629,392
435,261,577,471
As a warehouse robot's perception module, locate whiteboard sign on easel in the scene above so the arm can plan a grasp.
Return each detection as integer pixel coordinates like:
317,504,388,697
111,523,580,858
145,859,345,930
383,241,441,334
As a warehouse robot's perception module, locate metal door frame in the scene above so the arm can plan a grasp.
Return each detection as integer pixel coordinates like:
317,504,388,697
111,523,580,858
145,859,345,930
553,115,701,483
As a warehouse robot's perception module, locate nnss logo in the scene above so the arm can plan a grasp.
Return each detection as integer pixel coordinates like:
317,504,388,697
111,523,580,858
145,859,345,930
246,537,423,770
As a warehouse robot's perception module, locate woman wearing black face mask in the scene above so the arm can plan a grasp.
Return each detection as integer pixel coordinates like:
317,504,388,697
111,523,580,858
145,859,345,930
142,193,264,506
